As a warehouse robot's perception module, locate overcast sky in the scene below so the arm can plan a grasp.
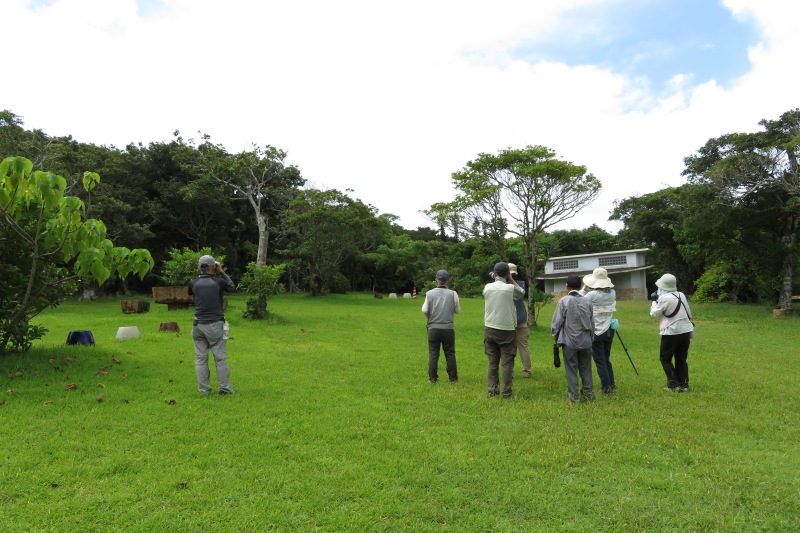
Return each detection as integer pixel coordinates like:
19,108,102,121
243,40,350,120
4,0,799,233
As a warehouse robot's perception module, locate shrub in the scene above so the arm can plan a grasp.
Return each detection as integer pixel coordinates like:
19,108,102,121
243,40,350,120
161,247,225,286
239,262,286,319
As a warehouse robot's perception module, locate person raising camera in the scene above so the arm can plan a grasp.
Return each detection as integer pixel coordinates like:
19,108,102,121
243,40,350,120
649,273,694,392
189,255,236,396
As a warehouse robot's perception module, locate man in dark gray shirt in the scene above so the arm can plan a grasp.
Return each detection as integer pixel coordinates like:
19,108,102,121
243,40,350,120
551,275,595,405
188,255,236,395
421,270,461,383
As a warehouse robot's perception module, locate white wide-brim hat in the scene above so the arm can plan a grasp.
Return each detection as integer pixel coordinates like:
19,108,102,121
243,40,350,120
655,273,678,292
583,267,614,289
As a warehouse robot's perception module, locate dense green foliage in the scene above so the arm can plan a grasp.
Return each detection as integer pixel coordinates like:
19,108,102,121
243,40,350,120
3,108,799,319
1,295,798,530
0,155,153,353
239,262,286,319
161,247,225,286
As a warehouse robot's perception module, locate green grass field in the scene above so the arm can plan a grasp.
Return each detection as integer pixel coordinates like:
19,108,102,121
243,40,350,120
1,293,798,532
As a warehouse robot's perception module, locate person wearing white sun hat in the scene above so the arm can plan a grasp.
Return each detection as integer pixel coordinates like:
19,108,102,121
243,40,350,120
649,273,694,392
582,267,617,395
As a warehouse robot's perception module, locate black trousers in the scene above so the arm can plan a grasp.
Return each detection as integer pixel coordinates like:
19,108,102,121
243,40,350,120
428,328,457,382
659,332,691,388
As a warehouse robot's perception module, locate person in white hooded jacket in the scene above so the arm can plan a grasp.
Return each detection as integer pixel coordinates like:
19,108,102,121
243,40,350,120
649,273,694,392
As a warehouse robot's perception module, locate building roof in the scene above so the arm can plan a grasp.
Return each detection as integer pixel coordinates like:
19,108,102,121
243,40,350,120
537,265,653,281
546,248,650,261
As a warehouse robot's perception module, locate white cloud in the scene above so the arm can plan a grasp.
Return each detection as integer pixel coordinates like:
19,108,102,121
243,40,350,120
3,0,799,234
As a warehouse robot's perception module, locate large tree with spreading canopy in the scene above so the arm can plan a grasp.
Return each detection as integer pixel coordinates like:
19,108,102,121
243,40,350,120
448,145,601,325
682,109,800,310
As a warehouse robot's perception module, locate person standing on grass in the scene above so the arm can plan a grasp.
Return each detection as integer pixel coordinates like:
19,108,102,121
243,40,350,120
508,263,532,379
551,275,595,405
483,262,524,398
189,255,236,396
650,273,694,392
582,268,617,395
421,269,461,384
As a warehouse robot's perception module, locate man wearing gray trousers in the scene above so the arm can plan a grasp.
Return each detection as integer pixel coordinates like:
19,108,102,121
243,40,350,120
188,255,236,395
551,275,595,405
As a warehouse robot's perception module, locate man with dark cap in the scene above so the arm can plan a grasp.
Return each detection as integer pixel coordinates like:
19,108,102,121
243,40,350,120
421,269,461,383
508,263,532,379
551,275,595,405
188,254,236,396
482,262,524,397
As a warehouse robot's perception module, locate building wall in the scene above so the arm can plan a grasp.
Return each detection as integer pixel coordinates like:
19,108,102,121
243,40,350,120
551,286,647,302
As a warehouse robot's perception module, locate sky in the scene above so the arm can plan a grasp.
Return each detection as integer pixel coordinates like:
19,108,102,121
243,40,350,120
3,0,799,233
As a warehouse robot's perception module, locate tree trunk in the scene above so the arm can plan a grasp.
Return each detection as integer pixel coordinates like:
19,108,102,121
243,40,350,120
777,232,796,309
256,212,268,267
525,237,539,327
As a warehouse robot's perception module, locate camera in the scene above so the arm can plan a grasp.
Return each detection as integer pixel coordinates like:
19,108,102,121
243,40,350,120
649,290,659,301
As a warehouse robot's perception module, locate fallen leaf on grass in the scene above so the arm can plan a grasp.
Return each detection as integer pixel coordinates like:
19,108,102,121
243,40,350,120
122,373,128,380
50,483,58,488
96,366,109,375
5,389,13,395
177,481,188,489
48,357,56,364
43,401,53,406
123,399,130,404
111,356,122,364
64,383,77,390
96,395,103,402
97,383,105,388
168,378,174,383
7,371,23,379
166,399,177,405
0,400,6,406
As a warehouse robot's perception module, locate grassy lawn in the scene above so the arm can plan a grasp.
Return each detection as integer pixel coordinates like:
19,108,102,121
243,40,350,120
1,293,798,532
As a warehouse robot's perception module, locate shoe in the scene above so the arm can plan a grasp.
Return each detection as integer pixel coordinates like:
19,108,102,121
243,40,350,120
488,390,499,397
523,371,532,379
567,396,580,407
602,387,616,396
678,386,691,393
429,378,438,384
449,379,458,384
218,389,235,395
663,386,679,392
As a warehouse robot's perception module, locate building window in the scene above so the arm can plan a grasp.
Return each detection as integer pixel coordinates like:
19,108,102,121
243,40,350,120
553,259,578,270
599,255,627,267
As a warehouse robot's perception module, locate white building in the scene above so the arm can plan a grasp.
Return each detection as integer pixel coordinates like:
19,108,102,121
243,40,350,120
538,249,652,301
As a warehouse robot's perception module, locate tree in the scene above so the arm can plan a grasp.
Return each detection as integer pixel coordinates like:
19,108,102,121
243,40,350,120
610,187,695,287
0,156,153,353
280,189,382,296
448,145,601,325
682,109,800,310
186,139,305,267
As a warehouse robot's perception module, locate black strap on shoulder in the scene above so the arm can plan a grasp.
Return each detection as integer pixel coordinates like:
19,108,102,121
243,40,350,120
663,294,682,318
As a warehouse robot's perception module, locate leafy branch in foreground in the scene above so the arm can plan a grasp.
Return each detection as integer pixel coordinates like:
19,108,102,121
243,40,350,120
0,156,153,353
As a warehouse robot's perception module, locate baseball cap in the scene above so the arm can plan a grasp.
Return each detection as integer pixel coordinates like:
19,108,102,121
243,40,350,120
435,269,450,281
199,255,216,270
493,262,510,278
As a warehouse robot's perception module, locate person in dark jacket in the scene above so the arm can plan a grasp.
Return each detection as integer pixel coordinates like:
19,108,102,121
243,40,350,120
188,254,236,396
508,263,531,379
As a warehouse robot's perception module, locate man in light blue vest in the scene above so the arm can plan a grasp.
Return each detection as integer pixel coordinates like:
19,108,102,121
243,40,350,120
421,269,461,383
483,262,525,397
